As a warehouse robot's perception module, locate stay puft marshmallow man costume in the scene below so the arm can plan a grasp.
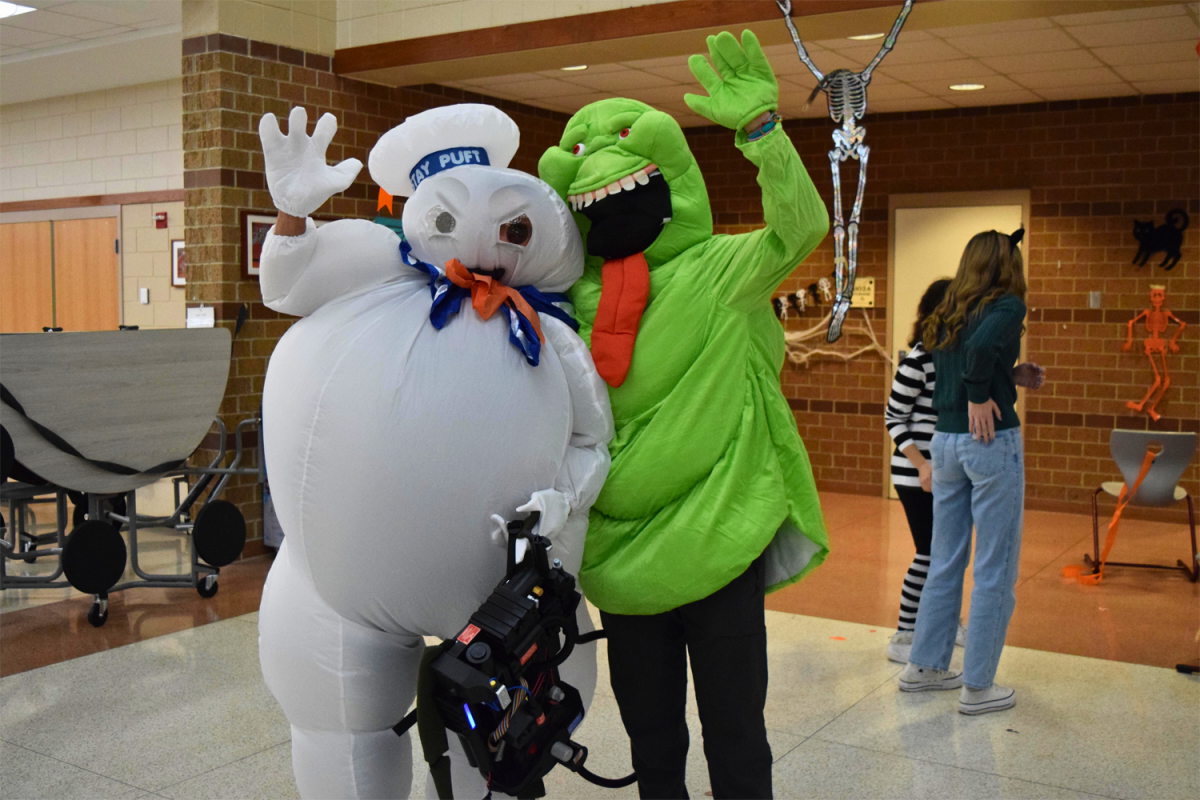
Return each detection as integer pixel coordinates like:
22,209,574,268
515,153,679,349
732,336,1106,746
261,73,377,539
255,105,612,799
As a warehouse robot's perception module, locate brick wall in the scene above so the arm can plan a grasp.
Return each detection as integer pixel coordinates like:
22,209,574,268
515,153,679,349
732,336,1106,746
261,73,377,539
181,33,568,549
686,93,1199,515
1,79,183,203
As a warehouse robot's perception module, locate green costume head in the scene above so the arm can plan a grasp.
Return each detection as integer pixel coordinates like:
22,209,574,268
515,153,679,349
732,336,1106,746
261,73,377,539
537,99,711,268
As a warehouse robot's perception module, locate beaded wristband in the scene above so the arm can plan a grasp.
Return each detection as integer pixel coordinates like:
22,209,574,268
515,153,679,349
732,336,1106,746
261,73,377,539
746,113,782,141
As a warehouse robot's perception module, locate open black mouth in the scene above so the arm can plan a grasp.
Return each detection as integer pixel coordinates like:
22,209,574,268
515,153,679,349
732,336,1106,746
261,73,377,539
574,169,672,260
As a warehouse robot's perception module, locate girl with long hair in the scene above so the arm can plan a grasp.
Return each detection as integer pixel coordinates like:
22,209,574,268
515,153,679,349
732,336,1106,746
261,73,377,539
897,228,1042,715
883,279,963,663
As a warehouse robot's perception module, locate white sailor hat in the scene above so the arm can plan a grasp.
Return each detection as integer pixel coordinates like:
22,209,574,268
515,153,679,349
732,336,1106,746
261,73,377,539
368,104,520,198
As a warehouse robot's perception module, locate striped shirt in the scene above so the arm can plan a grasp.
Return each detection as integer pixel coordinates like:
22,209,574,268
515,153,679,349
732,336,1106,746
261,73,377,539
884,343,937,487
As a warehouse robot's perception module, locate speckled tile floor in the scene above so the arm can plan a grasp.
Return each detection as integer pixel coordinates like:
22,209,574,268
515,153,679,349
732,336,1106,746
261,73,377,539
2,607,1196,800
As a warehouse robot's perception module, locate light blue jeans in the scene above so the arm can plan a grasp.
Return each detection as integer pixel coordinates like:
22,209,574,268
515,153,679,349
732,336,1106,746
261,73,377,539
909,427,1025,689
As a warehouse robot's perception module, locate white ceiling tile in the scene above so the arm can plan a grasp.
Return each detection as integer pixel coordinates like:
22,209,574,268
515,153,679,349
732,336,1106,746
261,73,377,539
1131,77,1200,94
1114,61,1200,82
1034,83,1138,101
818,37,966,66
565,68,677,92
767,51,836,79
908,75,1025,97
866,97,955,114
52,0,181,26
1066,16,1200,48
620,54,688,69
1093,38,1200,66
0,26,64,47
1011,67,1124,89
925,17,1052,39
944,28,1078,58
637,63,696,84
0,8,116,36
463,72,542,88
73,25,135,40
863,82,932,101
877,59,996,84
619,85,690,106
944,89,1044,108
534,62,629,79
481,77,582,100
1051,4,1187,26
978,49,1102,74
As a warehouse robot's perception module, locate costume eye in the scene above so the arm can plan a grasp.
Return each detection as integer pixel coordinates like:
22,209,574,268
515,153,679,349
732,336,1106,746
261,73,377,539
499,214,532,247
427,205,456,234
619,127,631,139
571,142,586,156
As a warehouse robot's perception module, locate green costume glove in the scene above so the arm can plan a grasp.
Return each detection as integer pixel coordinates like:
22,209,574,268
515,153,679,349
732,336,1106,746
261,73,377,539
685,29,778,131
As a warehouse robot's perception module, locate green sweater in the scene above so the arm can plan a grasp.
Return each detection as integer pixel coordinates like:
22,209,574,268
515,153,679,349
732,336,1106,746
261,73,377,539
931,293,1026,434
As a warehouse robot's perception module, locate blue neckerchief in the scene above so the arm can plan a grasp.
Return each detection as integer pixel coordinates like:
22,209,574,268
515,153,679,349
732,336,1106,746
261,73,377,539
400,241,578,366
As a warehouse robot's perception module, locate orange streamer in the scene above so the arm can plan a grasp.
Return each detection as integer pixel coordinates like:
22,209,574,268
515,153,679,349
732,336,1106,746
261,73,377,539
377,188,393,214
1064,449,1156,585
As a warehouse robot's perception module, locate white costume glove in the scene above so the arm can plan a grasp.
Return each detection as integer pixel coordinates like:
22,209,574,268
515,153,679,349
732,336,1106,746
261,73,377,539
518,489,570,540
258,107,362,218
488,489,571,562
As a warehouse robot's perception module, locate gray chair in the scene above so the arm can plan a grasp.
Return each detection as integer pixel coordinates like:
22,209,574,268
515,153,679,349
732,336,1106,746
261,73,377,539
1087,429,1197,582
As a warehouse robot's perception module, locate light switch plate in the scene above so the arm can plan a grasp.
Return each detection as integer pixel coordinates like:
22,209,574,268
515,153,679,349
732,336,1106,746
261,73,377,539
138,287,149,304
1088,291,1101,309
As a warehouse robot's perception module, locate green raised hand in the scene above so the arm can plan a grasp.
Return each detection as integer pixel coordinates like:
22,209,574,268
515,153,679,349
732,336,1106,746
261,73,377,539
684,29,779,132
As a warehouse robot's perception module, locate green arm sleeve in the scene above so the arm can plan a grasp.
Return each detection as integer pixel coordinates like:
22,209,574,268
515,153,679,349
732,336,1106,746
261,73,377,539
707,126,828,312
962,297,1026,404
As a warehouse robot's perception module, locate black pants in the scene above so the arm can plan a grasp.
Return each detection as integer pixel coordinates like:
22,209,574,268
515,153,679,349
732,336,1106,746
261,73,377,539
600,555,771,800
895,484,933,556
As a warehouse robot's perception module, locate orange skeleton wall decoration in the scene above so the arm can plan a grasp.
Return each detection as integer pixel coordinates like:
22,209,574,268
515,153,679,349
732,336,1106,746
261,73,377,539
1123,285,1187,421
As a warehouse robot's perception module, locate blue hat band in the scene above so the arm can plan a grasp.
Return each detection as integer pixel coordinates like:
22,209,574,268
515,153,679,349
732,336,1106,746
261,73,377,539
410,146,490,189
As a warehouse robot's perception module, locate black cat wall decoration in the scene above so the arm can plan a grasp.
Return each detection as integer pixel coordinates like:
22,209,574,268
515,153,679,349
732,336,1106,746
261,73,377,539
1132,208,1189,270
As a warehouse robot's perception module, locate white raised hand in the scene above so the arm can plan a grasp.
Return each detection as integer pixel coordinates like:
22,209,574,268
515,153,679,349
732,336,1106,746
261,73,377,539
259,107,362,218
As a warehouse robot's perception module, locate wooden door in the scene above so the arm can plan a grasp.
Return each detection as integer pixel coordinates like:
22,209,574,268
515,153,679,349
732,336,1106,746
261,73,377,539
52,218,119,332
0,221,54,333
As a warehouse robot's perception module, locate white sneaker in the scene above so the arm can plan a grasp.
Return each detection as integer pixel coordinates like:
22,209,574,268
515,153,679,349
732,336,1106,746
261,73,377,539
956,619,967,647
887,630,913,664
959,684,1016,715
898,662,963,692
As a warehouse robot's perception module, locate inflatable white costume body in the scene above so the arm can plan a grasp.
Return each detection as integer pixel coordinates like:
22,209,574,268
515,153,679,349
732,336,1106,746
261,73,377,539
255,105,612,799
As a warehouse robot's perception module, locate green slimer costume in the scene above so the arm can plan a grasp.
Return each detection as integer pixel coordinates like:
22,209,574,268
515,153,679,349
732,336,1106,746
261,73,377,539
538,30,830,616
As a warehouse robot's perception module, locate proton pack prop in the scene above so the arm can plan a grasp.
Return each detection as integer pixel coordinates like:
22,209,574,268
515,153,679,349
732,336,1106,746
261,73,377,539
397,512,634,798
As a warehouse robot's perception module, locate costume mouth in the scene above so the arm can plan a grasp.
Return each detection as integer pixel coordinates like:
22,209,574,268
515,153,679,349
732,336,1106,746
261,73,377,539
567,163,661,210
569,164,672,260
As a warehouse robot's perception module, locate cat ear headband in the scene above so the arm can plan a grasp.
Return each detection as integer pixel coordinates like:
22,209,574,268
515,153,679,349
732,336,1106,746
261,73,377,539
1008,227,1025,247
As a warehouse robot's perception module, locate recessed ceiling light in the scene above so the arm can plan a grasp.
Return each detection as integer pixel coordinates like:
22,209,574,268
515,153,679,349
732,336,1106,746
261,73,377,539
560,65,588,71
0,2,36,18
848,33,885,40
949,83,986,91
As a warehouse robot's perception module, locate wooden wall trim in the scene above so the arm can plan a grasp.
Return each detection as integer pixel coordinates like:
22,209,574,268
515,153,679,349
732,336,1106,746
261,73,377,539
0,190,184,214
334,0,901,74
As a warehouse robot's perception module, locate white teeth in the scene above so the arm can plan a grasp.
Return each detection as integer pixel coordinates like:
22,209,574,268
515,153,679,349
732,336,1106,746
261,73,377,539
620,174,636,191
606,181,622,195
594,187,607,200
634,169,649,186
583,192,594,207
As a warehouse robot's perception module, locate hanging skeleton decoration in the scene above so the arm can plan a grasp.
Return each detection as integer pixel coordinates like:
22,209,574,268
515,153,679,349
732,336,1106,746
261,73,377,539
775,0,913,342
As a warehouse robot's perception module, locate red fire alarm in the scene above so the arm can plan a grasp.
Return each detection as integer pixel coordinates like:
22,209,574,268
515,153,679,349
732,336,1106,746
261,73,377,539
154,211,168,229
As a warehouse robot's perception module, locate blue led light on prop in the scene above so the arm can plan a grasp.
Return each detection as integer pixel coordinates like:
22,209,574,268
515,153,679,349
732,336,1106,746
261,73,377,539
464,703,476,730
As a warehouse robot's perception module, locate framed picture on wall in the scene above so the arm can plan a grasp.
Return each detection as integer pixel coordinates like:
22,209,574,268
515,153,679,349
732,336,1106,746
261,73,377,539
171,239,186,286
242,211,276,278
242,212,337,277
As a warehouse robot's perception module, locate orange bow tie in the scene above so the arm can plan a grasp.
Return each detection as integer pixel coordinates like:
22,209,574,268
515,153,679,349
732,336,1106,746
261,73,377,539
445,259,545,344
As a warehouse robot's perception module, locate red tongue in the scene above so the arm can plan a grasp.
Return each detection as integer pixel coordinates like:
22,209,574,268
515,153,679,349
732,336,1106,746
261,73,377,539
591,252,650,387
